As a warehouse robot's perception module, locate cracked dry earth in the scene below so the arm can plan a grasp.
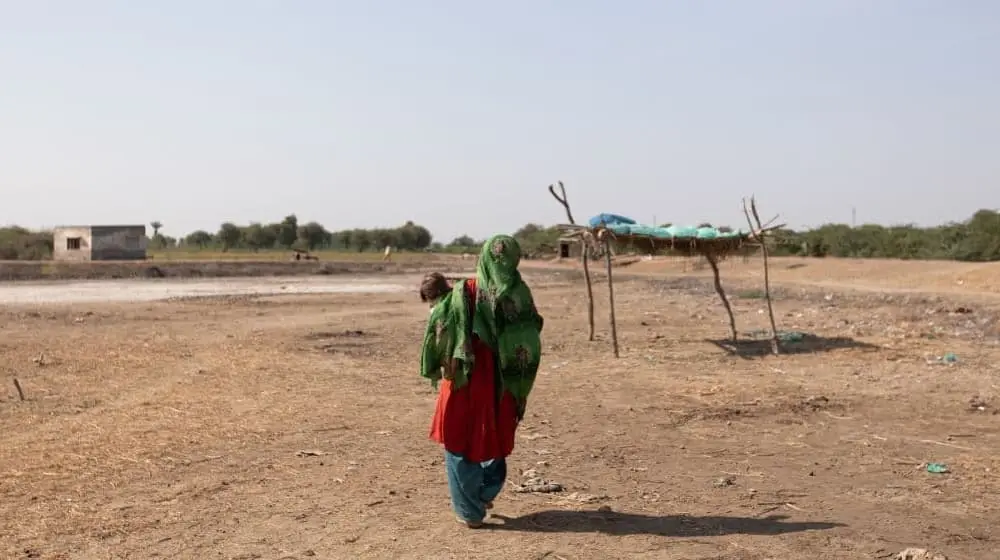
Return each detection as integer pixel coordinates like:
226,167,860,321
0,268,998,559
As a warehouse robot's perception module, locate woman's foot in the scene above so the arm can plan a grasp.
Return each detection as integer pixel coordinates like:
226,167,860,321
456,516,483,529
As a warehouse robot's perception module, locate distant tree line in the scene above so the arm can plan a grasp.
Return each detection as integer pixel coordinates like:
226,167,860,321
767,209,1000,261
502,209,1000,262
172,215,435,253
2,208,1000,262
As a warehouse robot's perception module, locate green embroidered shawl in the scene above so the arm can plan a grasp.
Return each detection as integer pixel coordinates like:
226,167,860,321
419,234,544,407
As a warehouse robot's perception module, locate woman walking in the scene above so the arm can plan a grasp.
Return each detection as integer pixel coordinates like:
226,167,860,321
419,235,544,528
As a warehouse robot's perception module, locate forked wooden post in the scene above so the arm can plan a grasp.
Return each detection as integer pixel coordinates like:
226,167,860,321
601,233,620,357
743,196,780,355
704,251,738,343
548,181,595,341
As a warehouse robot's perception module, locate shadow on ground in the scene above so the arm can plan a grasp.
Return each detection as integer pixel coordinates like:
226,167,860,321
490,511,844,536
707,334,880,359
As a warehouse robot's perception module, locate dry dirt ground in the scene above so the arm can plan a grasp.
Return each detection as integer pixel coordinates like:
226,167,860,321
1,259,999,559
0,254,466,281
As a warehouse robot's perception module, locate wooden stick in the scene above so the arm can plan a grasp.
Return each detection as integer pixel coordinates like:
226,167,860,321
548,181,595,341
12,377,25,401
705,252,737,343
547,181,576,224
919,439,974,451
603,235,620,357
743,196,780,355
580,244,595,342
749,223,786,236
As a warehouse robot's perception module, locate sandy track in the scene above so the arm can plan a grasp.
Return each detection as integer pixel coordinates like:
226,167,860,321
0,267,998,559
0,277,409,305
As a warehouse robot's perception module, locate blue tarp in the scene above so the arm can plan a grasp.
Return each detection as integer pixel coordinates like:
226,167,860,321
588,213,636,228
588,213,745,240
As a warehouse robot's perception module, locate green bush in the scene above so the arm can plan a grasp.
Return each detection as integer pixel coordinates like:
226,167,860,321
0,227,53,260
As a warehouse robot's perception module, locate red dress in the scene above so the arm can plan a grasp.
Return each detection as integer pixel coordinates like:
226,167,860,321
430,279,520,463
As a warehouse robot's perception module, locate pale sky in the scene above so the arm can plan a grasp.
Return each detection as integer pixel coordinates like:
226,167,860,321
1,1,997,242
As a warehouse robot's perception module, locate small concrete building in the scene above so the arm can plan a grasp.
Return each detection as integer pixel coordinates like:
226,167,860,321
53,225,148,261
557,237,583,259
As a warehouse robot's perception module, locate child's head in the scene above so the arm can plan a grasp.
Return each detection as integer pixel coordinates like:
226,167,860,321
419,272,451,304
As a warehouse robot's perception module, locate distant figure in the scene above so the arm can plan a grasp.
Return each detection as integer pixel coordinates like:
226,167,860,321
383,245,393,262
419,235,544,528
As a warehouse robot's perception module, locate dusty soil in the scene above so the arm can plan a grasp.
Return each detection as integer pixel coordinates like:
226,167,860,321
532,255,1000,297
1,260,999,559
0,256,468,282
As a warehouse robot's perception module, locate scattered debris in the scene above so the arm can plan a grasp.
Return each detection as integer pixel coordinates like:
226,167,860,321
896,548,948,560
512,468,563,494
561,492,608,504
12,378,25,401
296,450,326,457
512,480,563,494
925,462,949,474
777,331,807,343
920,439,972,451
801,395,830,411
927,352,959,366
306,329,370,340
969,396,989,412
744,329,807,343
713,476,736,488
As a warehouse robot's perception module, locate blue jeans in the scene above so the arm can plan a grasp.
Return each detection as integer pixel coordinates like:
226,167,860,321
444,450,507,523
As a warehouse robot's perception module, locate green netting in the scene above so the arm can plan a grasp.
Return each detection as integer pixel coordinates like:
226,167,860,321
605,223,746,239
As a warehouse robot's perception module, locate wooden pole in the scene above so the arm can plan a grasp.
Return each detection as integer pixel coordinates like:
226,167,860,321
704,252,737,343
743,196,780,355
580,245,595,341
602,235,620,357
548,181,595,341
12,377,25,401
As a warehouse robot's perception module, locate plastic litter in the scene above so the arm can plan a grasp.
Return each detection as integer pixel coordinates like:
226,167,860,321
925,462,949,474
